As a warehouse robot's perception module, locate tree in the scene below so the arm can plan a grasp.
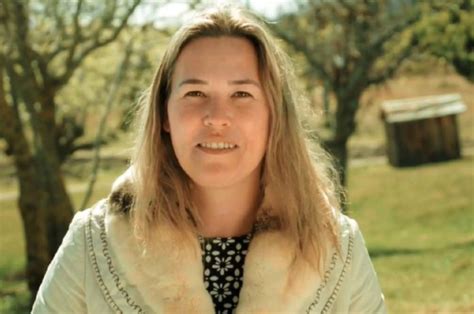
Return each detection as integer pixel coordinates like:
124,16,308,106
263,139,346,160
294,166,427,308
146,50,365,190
273,0,420,189
415,0,474,82
0,0,141,299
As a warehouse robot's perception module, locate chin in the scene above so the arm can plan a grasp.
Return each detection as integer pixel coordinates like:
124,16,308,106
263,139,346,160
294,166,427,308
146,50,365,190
190,174,237,189
185,161,263,189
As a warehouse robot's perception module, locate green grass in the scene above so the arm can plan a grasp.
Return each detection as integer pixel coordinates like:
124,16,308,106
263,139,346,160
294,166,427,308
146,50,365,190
348,156,474,313
1,157,473,313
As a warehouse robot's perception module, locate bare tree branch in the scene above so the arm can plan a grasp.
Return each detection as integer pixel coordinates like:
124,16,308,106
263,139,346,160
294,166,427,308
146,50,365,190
0,65,15,146
63,0,84,74
56,0,141,86
9,2,41,94
3,58,25,133
0,63,31,163
6,2,56,135
51,0,66,40
69,141,108,154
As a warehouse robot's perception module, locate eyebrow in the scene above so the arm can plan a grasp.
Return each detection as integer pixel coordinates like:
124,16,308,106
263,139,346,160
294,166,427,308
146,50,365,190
229,79,261,87
178,78,261,88
178,78,207,87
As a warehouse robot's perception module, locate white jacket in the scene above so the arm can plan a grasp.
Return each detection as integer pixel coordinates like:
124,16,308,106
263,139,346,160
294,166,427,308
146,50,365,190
32,176,386,313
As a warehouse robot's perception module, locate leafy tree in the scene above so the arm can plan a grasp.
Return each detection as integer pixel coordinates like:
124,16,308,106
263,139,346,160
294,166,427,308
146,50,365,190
273,0,421,189
415,0,473,82
0,0,141,299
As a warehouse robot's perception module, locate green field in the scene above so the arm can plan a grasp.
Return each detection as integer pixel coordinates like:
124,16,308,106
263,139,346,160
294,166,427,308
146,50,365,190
1,155,473,313
349,156,474,313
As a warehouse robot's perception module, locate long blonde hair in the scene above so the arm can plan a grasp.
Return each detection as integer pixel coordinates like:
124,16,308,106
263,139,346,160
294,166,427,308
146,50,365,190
131,5,342,270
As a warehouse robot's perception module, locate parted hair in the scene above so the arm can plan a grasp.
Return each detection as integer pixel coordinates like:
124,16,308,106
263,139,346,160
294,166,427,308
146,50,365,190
131,5,342,271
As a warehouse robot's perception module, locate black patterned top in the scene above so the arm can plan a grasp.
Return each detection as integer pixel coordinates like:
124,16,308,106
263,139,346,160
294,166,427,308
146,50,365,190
199,233,252,314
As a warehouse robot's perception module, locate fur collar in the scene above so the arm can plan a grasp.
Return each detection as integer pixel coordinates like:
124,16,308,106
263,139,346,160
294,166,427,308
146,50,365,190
93,169,351,313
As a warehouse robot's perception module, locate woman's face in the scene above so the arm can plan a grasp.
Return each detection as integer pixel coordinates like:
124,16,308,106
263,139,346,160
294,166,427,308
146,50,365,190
165,36,270,189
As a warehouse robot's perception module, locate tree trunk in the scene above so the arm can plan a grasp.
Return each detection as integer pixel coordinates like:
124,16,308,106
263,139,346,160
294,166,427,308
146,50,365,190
324,137,349,186
0,0,142,303
326,93,359,185
16,97,74,298
323,92,361,210
44,160,75,258
38,91,75,256
14,139,72,299
1,68,74,301
21,80,75,258
0,69,50,302
16,157,50,302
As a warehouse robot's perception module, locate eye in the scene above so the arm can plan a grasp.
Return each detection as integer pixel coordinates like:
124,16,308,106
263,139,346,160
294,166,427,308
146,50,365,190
233,91,252,98
185,91,205,97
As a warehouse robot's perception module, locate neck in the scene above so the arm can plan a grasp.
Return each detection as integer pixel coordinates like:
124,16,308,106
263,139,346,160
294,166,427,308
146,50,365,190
193,174,261,238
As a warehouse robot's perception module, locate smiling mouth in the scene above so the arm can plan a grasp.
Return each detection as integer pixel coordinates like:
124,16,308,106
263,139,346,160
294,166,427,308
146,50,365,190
197,142,238,150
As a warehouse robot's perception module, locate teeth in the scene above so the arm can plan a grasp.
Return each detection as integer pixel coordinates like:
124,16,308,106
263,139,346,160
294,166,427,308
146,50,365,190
199,142,236,149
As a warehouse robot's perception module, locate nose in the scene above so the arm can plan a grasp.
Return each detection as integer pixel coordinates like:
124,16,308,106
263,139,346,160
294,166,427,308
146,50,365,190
203,98,232,128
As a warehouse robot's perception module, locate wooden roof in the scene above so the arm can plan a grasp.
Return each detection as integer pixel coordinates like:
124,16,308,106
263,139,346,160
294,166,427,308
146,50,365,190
381,93,466,123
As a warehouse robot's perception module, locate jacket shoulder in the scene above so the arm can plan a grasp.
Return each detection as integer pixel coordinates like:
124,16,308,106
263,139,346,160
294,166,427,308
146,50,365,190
31,203,99,313
336,213,359,238
330,213,387,313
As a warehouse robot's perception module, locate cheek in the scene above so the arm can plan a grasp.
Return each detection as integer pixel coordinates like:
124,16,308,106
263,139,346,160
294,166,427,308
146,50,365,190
259,107,271,139
167,108,200,150
246,108,270,152
167,105,186,133
168,102,202,126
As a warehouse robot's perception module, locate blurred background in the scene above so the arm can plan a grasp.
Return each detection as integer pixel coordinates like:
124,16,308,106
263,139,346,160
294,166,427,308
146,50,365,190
0,0,472,312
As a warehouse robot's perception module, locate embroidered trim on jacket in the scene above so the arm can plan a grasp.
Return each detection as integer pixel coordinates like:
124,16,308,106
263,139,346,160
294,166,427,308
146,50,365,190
305,251,338,313
86,203,145,313
86,206,122,313
305,228,354,313
321,232,354,313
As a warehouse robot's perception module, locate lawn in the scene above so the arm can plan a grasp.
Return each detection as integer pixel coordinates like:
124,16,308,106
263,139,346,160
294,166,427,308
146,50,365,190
348,156,474,313
1,155,472,313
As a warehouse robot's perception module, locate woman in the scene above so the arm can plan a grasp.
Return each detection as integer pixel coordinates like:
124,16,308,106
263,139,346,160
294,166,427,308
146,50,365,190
32,6,386,314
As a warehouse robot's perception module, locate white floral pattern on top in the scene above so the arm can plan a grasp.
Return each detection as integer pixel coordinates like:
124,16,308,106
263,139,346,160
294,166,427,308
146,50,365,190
212,256,234,275
200,233,252,314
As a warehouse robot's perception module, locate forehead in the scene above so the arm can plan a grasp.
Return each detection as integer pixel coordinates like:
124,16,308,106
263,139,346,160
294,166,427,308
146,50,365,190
172,36,260,82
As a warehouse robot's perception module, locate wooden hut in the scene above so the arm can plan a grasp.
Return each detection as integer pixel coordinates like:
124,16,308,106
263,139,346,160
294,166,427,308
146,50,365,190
381,94,466,167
